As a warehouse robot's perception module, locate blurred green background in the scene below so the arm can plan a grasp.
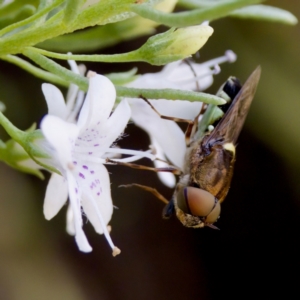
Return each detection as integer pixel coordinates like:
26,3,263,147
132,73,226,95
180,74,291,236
0,1,299,299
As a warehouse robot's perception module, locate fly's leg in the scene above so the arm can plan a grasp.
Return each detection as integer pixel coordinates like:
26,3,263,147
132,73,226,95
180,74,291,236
140,96,194,124
121,183,176,218
185,103,206,146
106,158,182,175
120,183,169,204
139,96,204,146
162,198,175,219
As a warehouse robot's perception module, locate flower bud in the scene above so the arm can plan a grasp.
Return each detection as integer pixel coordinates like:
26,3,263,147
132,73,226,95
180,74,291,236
0,138,44,178
137,25,213,65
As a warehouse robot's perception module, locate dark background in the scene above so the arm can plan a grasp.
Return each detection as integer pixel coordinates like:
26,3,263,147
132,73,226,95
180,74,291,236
0,1,299,299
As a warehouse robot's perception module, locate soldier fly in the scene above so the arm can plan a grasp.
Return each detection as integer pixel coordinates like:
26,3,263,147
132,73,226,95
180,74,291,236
108,67,261,229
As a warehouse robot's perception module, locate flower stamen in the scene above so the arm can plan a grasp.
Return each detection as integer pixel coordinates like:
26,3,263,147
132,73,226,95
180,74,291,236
74,146,156,160
87,193,121,256
112,247,121,257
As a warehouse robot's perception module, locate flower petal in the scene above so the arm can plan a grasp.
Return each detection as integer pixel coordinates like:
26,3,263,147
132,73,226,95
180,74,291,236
44,173,68,220
77,74,116,131
151,137,176,188
66,171,92,252
129,98,186,169
79,164,113,234
42,84,68,119
74,99,131,159
98,99,131,148
41,115,79,169
148,99,202,120
164,61,213,91
66,204,75,235
128,60,213,91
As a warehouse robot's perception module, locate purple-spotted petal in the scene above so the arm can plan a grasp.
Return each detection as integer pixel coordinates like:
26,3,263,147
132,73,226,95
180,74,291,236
44,173,68,220
79,164,113,234
75,99,130,157
42,84,68,119
77,74,116,131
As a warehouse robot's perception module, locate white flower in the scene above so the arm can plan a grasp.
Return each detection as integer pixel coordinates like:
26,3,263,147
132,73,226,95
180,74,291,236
127,51,236,187
40,67,153,256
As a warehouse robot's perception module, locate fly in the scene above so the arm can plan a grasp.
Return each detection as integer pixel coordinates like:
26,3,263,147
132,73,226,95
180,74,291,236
108,66,261,229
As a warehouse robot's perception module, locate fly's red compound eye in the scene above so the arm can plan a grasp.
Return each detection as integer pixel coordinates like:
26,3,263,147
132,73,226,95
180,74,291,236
177,187,221,224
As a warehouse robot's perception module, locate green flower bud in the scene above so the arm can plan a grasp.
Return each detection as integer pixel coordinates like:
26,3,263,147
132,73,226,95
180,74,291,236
137,24,214,65
0,138,44,178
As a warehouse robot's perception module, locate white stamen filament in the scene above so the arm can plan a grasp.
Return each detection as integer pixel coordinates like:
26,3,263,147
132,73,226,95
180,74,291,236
174,50,236,87
197,50,237,69
75,151,154,165
213,64,221,74
109,154,153,163
178,68,219,85
86,193,120,256
75,146,155,160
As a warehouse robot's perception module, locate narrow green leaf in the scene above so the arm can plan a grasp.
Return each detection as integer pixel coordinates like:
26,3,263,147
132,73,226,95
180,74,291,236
38,17,156,52
115,86,226,105
131,0,264,27
63,0,85,25
230,5,298,25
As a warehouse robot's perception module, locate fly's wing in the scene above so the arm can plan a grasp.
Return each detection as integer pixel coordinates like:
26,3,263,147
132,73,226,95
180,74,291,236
205,66,261,146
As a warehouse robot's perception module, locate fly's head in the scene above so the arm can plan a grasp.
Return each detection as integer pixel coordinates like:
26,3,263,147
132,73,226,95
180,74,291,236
174,186,221,229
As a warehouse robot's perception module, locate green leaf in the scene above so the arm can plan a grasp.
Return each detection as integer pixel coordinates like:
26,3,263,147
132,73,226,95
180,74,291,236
0,4,36,30
131,0,264,27
115,86,226,105
0,0,137,56
38,17,156,52
63,0,85,25
229,5,298,25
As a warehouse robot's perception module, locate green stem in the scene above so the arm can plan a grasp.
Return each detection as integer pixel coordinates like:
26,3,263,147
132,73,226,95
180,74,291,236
26,46,141,63
21,49,226,105
131,0,264,27
0,112,26,144
23,48,89,90
0,54,69,87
